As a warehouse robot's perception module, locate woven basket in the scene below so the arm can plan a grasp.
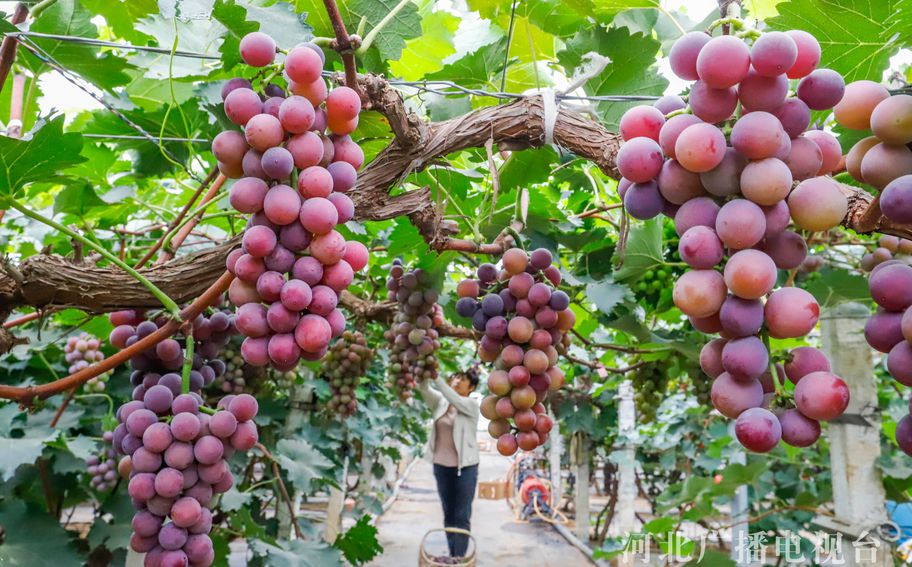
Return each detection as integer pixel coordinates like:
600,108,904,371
418,528,476,567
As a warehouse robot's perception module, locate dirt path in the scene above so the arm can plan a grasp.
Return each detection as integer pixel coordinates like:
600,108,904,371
369,440,592,567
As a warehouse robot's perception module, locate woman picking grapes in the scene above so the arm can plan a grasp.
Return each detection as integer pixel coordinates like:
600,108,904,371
417,369,481,558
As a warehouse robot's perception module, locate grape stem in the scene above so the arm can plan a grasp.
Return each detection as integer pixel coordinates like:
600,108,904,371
74,393,115,417
255,442,305,539
181,335,195,395
199,405,216,416
7,200,182,319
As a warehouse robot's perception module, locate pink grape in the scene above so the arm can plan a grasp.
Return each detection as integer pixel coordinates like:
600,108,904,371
292,256,324,285
308,285,338,316
750,31,798,77
342,241,369,272
865,309,905,353
299,197,339,235
715,199,766,250
328,193,355,223
673,196,719,236
710,372,763,419
784,136,824,181
263,96,284,118
675,123,726,173
787,176,847,231
263,185,301,226
287,132,324,169
796,68,845,110
224,88,262,126
321,260,354,291
691,313,722,335
881,175,912,223
233,254,266,283
297,166,334,198
860,143,912,189
280,279,313,311
679,226,723,269
735,408,781,452
264,244,295,273
260,147,294,180
700,338,727,378
279,222,312,252
332,135,365,169
212,131,248,165
785,30,821,78
723,249,777,300
285,45,323,84
803,130,841,174
326,86,362,122
672,269,727,318
256,270,285,303
696,35,750,88
236,303,269,337
699,147,746,198
221,78,252,101
722,335,769,381
765,287,820,339
889,341,912,386
239,32,276,67
218,159,244,178
772,98,812,138
295,314,332,353
242,225,277,258
268,333,301,366
869,263,912,311
730,112,785,160
760,230,807,269
618,105,665,142
240,336,270,366
244,113,284,151
653,95,686,114
242,149,266,178
267,302,300,333
740,158,792,206
719,296,764,338
228,279,262,306
834,80,890,130
793,371,849,420
778,408,821,447
784,347,831,384
870,95,912,145
658,114,701,159
669,31,711,80
657,160,706,204
688,81,738,123
738,70,788,112
327,161,357,193
616,137,663,183
277,95,315,134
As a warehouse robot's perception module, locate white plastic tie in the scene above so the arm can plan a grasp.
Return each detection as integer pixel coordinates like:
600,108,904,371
542,87,557,147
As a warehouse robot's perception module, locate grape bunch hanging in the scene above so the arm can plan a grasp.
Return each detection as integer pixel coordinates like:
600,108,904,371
108,311,257,567
835,84,912,224
861,235,912,272
865,261,912,456
384,260,443,399
320,330,373,417
65,332,110,392
618,28,852,452
455,248,568,456
85,429,117,492
220,33,370,370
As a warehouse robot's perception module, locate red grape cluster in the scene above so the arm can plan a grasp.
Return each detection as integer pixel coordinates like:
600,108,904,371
865,261,912,457
835,84,912,223
220,33,370,371
86,430,117,492
213,345,247,394
384,260,443,399
66,332,109,392
454,248,569,455
618,28,853,452
861,235,912,272
320,330,373,417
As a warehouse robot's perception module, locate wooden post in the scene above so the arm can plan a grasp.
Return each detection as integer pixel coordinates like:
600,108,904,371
819,302,891,566
573,432,590,542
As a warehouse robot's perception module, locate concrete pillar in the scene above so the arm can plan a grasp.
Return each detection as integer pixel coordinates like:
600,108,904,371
549,409,563,503
616,380,637,538
729,445,748,566
324,454,349,543
820,302,891,566
573,432,590,542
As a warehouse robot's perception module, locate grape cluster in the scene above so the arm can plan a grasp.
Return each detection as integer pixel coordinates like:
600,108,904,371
213,346,247,394
835,85,912,223
861,235,912,272
65,333,110,392
618,28,853,452
86,430,118,492
114,392,259,566
384,261,443,398
320,330,373,417
221,33,370,370
865,262,912,457
632,360,672,422
456,248,569,455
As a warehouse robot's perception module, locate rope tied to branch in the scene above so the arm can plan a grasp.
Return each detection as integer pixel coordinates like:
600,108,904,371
541,88,558,147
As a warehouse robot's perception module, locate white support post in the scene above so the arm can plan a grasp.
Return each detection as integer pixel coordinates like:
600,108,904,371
730,445,748,566
820,302,892,566
324,454,349,543
616,380,638,567
574,433,591,543
549,408,563,502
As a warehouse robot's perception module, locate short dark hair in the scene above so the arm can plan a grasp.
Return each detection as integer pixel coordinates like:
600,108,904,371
464,365,480,390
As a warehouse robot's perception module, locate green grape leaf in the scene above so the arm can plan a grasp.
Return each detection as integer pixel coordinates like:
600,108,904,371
586,280,631,316
767,0,912,82
213,0,259,69
215,0,313,70
558,26,667,130
426,38,507,89
0,116,85,198
22,0,132,91
389,10,459,80
132,16,225,79
348,0,423,62
249,537,343,567
87,492,135,551
803,268,871,308
79,0,158,43
0,502,80,566
275,438,336,493
53,183,107,217
610,218,664,282
333,515,383,566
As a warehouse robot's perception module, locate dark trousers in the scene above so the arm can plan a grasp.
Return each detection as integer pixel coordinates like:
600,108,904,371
432,463,478,557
